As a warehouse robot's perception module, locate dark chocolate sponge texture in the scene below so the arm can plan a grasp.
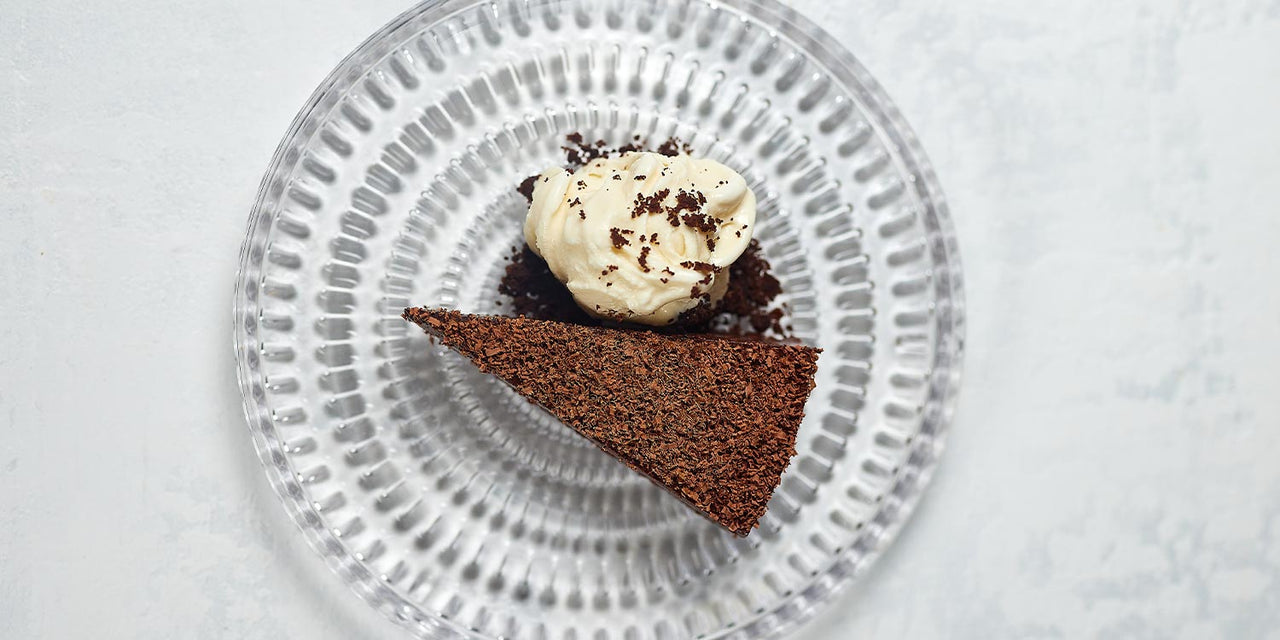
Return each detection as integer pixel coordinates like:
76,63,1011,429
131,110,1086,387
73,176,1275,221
403,308,820,536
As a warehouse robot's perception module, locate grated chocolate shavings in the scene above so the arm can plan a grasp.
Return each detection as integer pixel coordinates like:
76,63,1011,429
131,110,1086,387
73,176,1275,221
681,211,718,233
655,137,693,157
670,189,705,214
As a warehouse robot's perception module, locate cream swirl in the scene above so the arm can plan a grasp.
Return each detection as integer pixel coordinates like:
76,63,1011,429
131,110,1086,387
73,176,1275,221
524,151,756,325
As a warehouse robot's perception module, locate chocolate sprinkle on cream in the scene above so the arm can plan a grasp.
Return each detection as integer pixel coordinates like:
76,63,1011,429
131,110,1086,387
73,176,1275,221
401,307,820,536
681,211,718,233
631,188,670,219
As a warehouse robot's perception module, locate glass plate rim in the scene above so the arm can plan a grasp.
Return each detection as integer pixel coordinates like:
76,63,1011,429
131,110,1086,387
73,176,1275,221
232,0,966,637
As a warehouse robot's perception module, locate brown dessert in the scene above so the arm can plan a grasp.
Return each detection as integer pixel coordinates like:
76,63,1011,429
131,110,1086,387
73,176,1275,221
402,307,820,536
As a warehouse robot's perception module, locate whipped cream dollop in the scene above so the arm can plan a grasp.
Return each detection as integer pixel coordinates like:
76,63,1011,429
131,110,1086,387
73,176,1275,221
524,151,756,325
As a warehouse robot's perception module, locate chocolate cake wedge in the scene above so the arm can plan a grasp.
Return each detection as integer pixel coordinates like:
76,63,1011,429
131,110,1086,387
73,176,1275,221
403,307,820,536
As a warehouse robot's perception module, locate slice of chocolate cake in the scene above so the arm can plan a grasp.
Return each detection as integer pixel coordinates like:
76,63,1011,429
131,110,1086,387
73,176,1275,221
402,307,821,536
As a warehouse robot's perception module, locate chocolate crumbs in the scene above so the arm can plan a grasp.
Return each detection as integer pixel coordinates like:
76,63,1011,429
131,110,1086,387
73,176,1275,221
498,246,595,325
517,175,538,203
632,188,670,219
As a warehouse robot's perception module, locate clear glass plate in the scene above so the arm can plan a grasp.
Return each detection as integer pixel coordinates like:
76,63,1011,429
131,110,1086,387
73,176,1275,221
233,1,964,638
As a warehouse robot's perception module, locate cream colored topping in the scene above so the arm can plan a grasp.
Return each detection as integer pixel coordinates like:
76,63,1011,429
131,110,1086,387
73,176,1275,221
524,151,756,325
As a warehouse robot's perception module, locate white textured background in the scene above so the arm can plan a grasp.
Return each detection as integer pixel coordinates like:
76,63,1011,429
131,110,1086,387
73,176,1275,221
3,0,1278,637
